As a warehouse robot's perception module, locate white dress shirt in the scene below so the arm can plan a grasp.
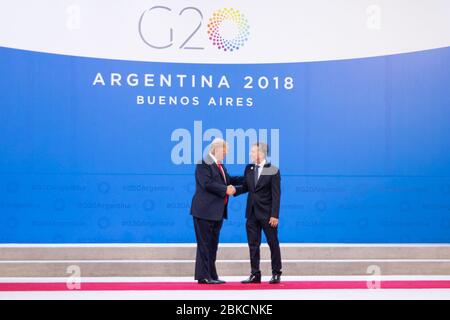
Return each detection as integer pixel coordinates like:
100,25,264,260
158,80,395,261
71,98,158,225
209,152,226,182
255,159,266,180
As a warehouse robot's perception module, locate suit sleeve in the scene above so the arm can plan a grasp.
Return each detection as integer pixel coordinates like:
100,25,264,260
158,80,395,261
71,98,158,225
271,169,281,218
196,163,227,197
234,169,249,196
229,174,245,186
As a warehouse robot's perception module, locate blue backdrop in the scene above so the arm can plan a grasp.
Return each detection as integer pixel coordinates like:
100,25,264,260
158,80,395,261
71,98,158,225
1,46,450,243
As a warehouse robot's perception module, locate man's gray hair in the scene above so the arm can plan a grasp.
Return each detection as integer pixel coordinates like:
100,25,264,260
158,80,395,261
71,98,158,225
209,138,228,153
252,142,269,157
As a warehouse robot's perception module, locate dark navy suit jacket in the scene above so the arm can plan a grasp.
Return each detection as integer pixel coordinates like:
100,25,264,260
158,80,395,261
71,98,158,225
190,155,243,221
235,163,281,220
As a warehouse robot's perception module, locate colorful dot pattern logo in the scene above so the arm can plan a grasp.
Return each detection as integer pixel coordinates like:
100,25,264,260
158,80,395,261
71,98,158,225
207,8,250,52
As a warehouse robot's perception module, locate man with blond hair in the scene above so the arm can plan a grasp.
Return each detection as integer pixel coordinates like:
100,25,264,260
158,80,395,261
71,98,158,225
190,138,242,284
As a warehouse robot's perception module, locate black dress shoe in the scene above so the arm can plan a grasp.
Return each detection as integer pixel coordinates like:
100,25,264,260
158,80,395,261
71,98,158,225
241,274,261,284
197,279,215,284
269,274,281,284
213,279,226,284
198,279,223,284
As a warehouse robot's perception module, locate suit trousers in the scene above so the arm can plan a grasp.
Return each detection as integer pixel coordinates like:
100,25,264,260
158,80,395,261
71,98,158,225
246,209,282,276
193,216,223,280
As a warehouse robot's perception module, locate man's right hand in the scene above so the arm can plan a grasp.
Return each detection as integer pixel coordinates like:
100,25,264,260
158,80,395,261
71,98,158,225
226,185,236,195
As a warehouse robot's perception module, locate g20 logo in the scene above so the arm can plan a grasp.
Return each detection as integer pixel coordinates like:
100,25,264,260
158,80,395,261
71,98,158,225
138,6,250,52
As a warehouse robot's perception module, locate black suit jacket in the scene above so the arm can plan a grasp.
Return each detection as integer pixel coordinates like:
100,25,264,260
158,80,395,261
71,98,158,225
235,163,281,220
190,155,243,221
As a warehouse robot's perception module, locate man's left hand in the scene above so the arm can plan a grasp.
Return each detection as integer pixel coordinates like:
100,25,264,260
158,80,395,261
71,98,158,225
269,217,279,228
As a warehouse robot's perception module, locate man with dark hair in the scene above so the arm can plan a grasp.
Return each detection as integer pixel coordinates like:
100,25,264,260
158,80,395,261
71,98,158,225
235,142,282,284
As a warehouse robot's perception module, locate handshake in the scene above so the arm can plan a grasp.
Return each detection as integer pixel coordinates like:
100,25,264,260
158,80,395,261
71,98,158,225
226,185,237,195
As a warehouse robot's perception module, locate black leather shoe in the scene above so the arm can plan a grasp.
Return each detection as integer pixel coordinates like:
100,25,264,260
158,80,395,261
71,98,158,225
213,279,226,284
241,274,261,284
269,274,281,284
198,279,224,284
197,279,215,284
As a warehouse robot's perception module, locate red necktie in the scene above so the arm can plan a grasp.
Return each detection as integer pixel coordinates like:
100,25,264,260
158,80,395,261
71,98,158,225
217,162,228,205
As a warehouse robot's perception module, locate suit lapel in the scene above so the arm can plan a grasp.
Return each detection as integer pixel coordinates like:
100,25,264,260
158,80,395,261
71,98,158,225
205,155,227,185
255,166,262,189
214,162,227,184
250,165,257,190
253,163,271,190
218,163,228,184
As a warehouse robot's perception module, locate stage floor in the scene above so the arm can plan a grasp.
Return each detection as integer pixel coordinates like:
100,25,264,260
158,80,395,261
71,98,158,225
1,276,450,300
